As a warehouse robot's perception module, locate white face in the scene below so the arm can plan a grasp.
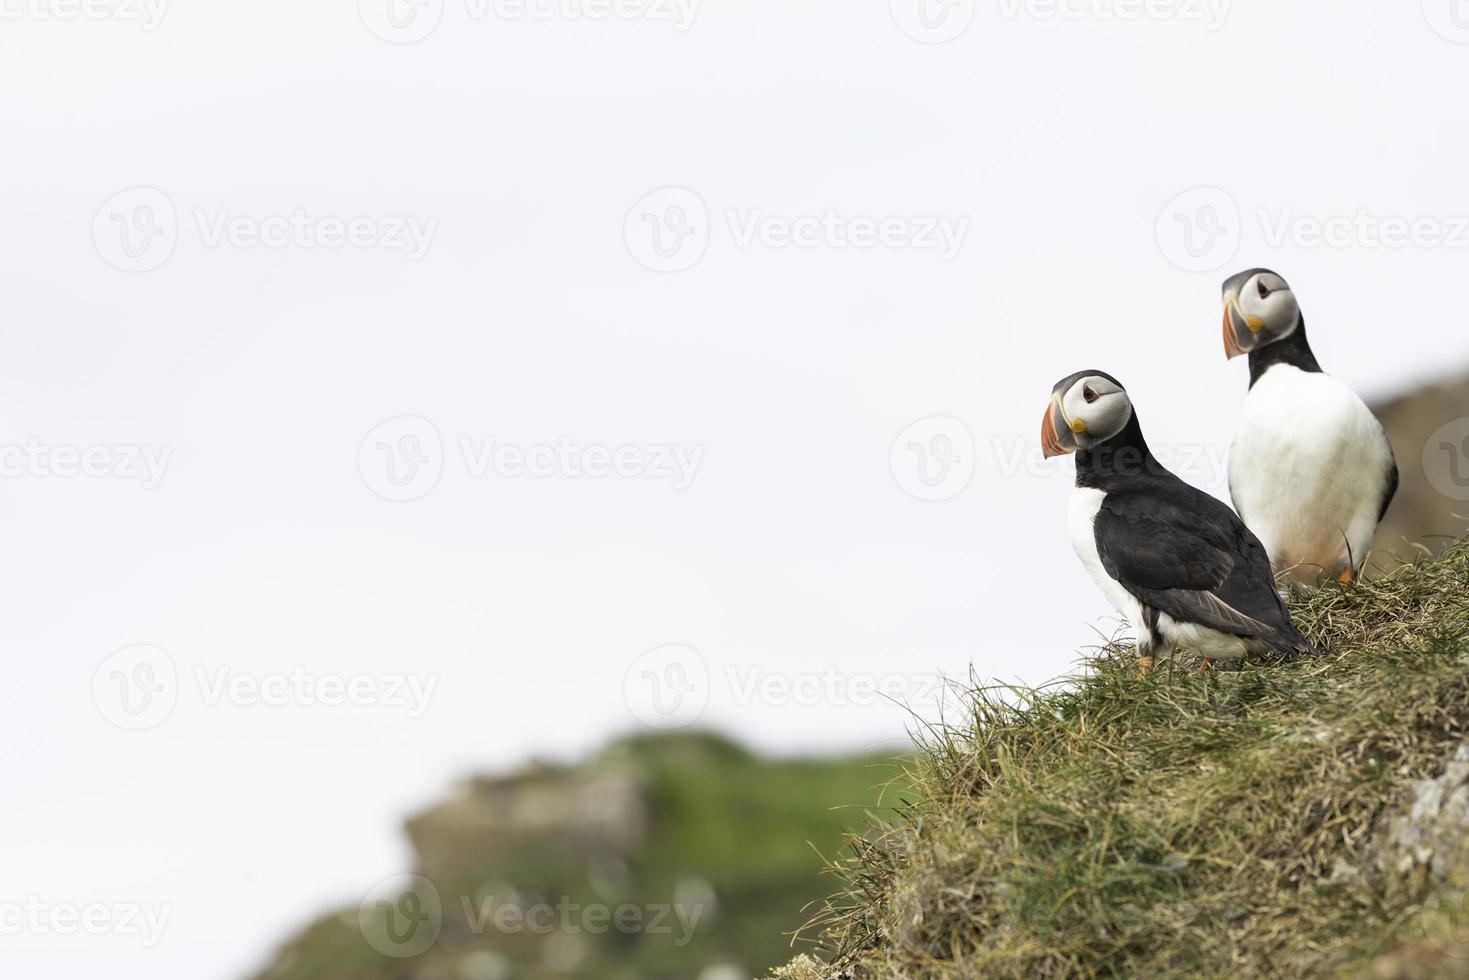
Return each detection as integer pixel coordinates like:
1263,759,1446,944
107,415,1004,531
1239,271,1300,335
1226,271,1301,356
1043,374,1133,458
1061,375,1132,448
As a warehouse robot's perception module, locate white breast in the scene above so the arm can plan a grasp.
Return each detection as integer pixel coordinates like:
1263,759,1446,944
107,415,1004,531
1068,487,1151,648
1228,365,1394,585
1067,487,1257,660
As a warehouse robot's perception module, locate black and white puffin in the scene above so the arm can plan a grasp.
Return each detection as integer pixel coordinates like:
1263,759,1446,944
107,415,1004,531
1222,269,1398,587
1042,370,1315,662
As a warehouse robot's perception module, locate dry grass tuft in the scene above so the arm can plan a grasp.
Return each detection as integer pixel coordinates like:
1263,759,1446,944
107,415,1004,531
786,538,1469,979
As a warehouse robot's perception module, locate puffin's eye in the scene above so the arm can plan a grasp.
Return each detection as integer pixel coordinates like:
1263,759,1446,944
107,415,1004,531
1258,279,1272,300
1082,385,1098,404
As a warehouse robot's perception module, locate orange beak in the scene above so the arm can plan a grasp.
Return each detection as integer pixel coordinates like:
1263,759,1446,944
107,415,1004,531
1222,299,1264,359
1041,395,1076,459
1223,304,1246,358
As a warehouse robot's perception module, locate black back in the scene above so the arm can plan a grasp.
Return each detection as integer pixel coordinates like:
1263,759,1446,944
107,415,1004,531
1077,405,1314,654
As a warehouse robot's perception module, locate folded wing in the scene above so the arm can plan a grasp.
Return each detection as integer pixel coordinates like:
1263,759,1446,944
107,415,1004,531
1095,491,1280,638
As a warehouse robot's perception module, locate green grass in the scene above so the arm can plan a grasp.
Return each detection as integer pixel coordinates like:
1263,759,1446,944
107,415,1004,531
784,538,1469,979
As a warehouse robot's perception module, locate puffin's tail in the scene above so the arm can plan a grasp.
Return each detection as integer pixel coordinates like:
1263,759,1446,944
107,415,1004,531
1276,624,1319,658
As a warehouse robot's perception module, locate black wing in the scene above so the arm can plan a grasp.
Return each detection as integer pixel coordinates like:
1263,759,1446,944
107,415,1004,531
1378,435,1400,524
1095,487,1306,649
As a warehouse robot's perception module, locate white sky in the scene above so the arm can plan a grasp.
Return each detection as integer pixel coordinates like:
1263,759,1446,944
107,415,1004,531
3,1,1469,977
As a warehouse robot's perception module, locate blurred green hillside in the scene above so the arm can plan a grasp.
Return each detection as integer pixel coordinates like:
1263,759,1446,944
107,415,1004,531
250,732,907,980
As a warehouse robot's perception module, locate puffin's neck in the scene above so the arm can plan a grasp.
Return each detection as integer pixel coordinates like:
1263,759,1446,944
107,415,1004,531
1248,315,1322,387
1074,413,1160,491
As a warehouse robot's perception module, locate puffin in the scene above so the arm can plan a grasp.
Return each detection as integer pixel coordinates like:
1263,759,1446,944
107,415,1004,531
1222,269,1398,588
1042,370,1315,663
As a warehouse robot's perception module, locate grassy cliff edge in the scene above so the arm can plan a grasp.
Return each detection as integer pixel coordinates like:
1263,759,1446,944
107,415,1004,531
776,538,1469,979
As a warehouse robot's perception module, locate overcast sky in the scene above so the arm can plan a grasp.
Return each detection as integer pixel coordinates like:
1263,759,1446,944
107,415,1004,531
3,1,1469,977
